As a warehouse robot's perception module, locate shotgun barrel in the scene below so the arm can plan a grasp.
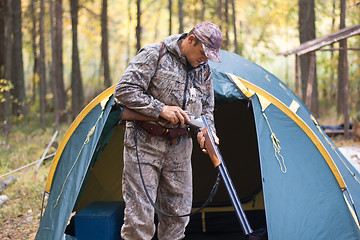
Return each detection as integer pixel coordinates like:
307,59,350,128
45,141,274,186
189,115,253,235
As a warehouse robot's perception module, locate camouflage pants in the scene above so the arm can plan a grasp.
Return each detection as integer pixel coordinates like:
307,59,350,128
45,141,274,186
121,124,193,240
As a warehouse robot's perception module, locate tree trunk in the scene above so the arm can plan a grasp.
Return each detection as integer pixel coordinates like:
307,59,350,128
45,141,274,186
200,0,205,21
218,0,223,30
54,0,67,122
337,0,346,115
338,0,349,138
126,0,131,66
39,0,46,125
101,0,111,88
329,0,336,104
298,0,318,116
3,0,12,135
70,0,84,120
231,0,238,54
224,0,229,50
30,0,39,105
168,0,172,35
136,0,141,52
0,0,6,122
50,0,58,128
178,0,183,33
11,0,27,117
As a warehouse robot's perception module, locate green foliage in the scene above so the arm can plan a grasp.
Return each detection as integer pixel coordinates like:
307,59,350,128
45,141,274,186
0,79,13,103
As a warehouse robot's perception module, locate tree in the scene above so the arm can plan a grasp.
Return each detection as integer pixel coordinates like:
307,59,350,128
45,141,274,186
298,0,318,116
39,0,46,125
0,0,5,115
231,0,238,54
337,0,349,138
54,0,67,122
168,0,172,35
178,0,184,33
337,0,347,115
11,0,27,117
200,0,205,21
3,0,12,134
136,0,141,52
224,0,229,50
28,0,39,104
126,0,132,66
50,0,59,128
101,0,111,88
218,0,223,31
70,0,84,120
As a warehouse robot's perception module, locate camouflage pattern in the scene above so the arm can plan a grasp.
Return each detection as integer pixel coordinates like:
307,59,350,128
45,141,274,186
121,128,193,240
192,21,223,63
114,33,215,132
115,33,216,239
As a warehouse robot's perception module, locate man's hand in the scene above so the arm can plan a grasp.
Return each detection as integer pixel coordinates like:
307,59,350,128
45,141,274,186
197,131,219,154
159,105,190,126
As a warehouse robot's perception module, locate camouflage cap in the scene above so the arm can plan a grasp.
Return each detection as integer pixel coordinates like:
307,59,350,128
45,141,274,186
192,21,223,62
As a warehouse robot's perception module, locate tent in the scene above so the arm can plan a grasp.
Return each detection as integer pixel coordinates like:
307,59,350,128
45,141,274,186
36,50,360,240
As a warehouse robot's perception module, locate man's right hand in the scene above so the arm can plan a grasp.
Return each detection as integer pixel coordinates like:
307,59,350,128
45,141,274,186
159,105,190,126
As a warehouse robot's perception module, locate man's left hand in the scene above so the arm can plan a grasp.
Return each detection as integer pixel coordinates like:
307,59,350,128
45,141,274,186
197,131,219,154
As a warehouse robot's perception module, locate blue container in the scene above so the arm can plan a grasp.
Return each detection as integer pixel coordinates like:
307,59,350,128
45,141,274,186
75,201,125,240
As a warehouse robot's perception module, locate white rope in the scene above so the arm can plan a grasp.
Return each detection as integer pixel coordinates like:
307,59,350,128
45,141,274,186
262,112,287,173
0,153,56,179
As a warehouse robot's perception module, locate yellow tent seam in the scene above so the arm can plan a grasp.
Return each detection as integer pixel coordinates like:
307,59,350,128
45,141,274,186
45,85,116,192
310,115,360,185
228,73,347,189
228,73,254,98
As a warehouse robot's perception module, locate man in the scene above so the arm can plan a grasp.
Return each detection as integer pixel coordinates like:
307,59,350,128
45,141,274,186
114,21,222,240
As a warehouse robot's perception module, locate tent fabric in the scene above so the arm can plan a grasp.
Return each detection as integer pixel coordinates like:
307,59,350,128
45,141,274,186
37,96,114,239
36,50,360,240
45,87,116,192
252,98,359,239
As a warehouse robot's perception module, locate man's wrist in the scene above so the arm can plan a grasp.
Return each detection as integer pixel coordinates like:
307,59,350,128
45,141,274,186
161,105,168,115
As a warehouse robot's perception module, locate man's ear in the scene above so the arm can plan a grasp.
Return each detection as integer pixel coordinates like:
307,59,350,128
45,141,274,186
187,34,196,44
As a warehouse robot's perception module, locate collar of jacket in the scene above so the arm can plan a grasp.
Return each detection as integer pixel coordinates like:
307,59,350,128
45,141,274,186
163,33,207,69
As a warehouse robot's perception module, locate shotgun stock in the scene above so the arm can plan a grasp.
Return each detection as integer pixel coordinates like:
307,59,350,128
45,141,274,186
121,106,158,121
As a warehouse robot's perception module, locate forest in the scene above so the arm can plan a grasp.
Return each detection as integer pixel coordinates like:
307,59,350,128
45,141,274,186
0,0,360,132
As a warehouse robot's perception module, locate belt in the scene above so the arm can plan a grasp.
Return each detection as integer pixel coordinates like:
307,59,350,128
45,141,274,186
135,121,189,140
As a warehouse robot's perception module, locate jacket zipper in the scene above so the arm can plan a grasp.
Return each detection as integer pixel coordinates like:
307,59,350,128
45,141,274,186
182,69,190,110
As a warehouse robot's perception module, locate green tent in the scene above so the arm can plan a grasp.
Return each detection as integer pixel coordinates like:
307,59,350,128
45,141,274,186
36,50,360,240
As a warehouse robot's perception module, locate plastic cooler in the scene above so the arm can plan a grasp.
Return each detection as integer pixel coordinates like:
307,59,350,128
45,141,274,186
75,201,125,240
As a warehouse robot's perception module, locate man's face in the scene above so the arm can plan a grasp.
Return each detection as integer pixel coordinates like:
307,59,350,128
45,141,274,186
185,37,208,67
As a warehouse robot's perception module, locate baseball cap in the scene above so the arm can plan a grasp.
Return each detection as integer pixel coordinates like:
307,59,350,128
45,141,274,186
191,22,223,62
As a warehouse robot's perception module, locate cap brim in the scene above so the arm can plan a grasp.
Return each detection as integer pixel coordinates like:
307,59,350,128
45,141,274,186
203,44,222,63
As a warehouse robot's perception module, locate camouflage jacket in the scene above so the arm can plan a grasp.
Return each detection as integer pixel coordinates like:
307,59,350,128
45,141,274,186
114,33,215,132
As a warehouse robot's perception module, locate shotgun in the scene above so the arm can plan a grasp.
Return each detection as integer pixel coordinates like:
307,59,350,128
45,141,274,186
120,106,253,235
187,115,253,235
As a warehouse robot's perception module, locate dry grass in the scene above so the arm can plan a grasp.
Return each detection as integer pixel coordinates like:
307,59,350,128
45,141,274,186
0,117,68,240
0,168,49,240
